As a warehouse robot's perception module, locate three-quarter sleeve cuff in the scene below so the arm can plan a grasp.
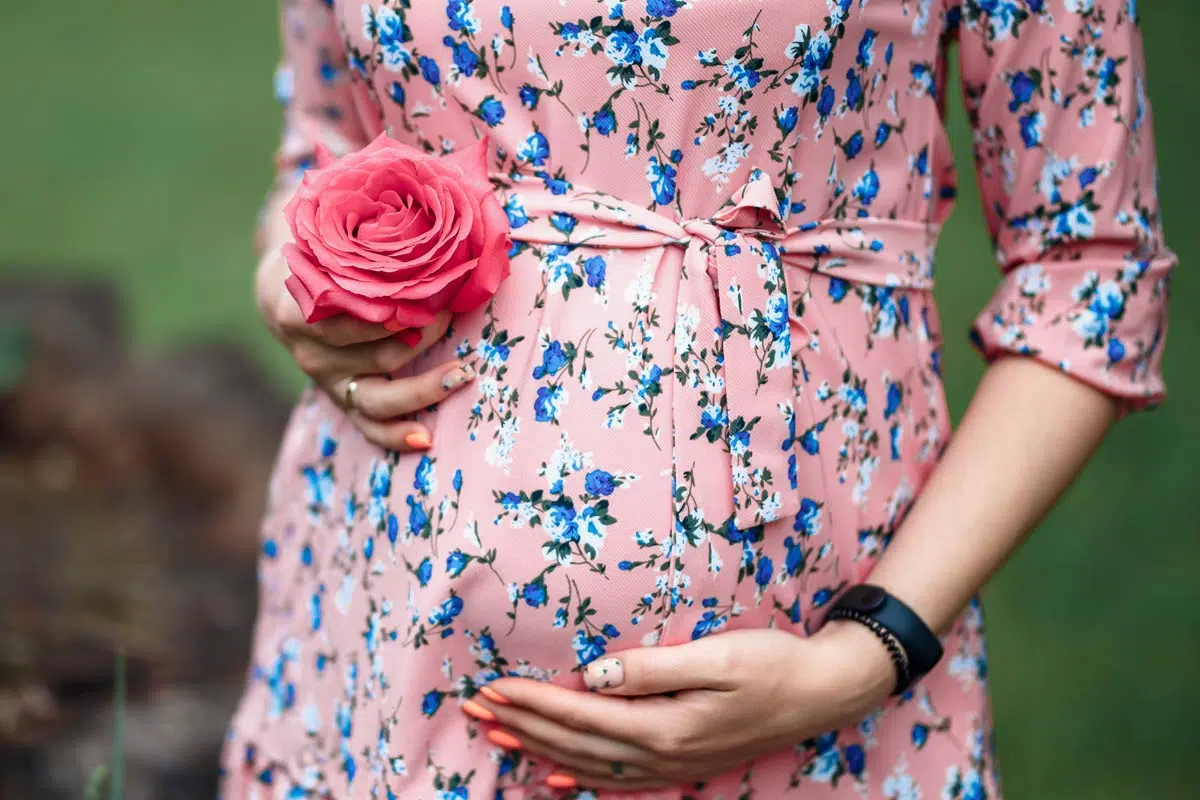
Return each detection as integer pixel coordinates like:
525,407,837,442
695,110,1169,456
970,255,1175,412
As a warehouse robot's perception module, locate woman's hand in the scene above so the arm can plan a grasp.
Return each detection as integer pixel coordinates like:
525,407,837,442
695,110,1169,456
255,247,474,451
462,624,896,792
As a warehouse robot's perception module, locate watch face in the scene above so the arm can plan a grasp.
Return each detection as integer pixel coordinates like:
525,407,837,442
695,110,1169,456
847,584,888,613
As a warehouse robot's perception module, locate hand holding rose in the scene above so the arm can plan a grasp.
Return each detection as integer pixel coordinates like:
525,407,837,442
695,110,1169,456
256,250,476,451
256,134,511,449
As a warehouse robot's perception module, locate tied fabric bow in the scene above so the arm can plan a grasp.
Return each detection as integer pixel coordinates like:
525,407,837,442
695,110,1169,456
674,173,799,530
502,168,934,532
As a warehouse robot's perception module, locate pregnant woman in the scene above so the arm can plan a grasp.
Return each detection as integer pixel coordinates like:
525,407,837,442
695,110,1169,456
222,1,1175,797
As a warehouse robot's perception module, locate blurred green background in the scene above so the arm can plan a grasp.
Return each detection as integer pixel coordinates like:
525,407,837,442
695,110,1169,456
1,2,1196,797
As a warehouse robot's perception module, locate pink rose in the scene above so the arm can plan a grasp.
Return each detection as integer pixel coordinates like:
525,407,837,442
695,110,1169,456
281,134,511,344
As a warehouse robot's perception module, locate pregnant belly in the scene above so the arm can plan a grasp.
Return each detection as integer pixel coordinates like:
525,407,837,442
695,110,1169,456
260,235,789,689
384,240,780,677
264,233,947,683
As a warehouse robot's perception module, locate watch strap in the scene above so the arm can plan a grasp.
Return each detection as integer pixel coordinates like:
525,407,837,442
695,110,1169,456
826,584,943,696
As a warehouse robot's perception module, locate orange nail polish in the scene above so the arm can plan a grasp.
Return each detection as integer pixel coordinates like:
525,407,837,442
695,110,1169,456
396,328,423,347
486,729,522,750
546,774,578,789
461,700,495,722
404,430,432,450
478,686,511,705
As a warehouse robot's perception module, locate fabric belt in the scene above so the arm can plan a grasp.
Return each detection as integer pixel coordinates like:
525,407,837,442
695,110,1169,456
499,168,936,531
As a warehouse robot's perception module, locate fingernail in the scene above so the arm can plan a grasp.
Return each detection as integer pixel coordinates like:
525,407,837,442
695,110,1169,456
404,430,433,450
395,328,423,347
486,729,522,750
584,657,624,690
461,700,495,722
441,363,476,391
478,686,510,705
546,774,578,789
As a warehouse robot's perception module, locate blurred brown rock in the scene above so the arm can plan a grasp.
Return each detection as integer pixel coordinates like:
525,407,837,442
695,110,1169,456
128,340,292,566
0,275,292,798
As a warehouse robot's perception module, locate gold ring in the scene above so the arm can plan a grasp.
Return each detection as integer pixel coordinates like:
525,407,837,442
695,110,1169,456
344,378,360,410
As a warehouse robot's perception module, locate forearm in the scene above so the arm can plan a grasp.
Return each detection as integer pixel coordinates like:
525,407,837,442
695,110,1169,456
866,355,1118,634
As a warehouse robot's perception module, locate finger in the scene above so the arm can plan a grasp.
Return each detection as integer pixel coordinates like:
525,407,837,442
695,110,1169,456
343,413,434,452
476,720,677,793
298,314,396,348
337,361,475,422
467,701,655,772
292,335,419,379
274,291,395,348
544,770,677,793
583,641,739,696
400,311,454,355
359,316,455,373
479,678,677,751
541,750,742,793
482,725,657,783
314,309,451,350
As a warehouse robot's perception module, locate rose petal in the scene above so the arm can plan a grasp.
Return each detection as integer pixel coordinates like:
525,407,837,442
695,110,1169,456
281,132,510,326
442,136,494,196
448,192,511,312
382,297,441,330
282,243,395,324
442,136,488,176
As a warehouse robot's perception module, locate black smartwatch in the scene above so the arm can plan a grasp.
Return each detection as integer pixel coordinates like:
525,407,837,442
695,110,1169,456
824,584,943,696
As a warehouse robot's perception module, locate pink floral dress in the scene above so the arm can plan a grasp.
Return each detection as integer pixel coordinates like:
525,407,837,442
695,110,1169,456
221,1,1175,798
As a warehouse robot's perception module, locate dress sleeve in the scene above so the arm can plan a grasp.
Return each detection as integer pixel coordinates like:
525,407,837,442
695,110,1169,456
949,0,1176,410
272,0,368,188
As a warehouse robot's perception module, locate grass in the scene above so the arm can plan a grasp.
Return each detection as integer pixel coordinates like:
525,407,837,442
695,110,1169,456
84,652,125,800
1,3,1197,797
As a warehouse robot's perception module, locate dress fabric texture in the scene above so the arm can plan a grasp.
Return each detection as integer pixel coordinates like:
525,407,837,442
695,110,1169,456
221,1,1175,797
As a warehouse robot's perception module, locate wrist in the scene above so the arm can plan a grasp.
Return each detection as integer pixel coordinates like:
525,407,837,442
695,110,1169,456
810,619,897,709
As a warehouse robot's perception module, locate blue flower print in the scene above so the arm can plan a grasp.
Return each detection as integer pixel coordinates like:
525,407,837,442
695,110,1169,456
428,595,463,628
572,630,607,666
418,55,441,85
584,469,616,496
521,578,548,607
517,130,550,166
446,550,469,578
416,557,433,587
842,131,864,160
371,7,412,71
604,26,641,67
645,155,677,206
533,385,566,423
583,255,606,288
646,0,680,17
421,690,443,717
532,340,568,379
518,84,539,109
441,37,477,76
776,106,799,135
791,30,833,98
592,107,616,135
854,167,880,206
445,0,479,34
478,95,505,126
413,456,434,494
